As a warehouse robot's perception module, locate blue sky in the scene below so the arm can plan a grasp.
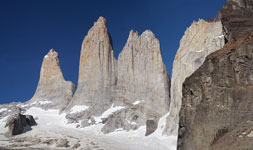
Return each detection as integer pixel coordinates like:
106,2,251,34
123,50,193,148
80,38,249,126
0,0,226,104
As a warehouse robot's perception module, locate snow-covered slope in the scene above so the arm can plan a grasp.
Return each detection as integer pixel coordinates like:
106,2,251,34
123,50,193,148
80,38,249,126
0,107,176,150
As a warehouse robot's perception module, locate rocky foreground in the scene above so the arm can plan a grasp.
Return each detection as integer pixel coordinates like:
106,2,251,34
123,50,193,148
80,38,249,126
177,0,253,150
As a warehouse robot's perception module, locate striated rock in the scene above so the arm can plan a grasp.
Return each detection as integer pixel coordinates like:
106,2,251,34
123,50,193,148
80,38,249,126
67,17,117,117
212,121,253,150
29,49,75,110
164,19,225,136
177,33,253,150
102,30,170,134
66,17,170,135
221,0,253,42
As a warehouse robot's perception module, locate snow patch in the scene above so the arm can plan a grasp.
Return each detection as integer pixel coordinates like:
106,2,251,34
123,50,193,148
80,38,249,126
94,104,124,123
132,101,141,105
126,119,137,125
0,107,177,150
70,105,89,114
38,101,52,105
30,101,52,106
0,108,7,113
151,112,170,137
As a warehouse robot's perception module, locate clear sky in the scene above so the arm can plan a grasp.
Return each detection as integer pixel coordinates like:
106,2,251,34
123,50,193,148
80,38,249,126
0,0,226,104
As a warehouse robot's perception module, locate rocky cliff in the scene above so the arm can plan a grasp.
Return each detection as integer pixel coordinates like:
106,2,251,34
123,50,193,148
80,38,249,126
177,0,253,149
66,17,117,120
221,0,253,42
164,18,225,136
102,30,170,134
65,17,170,135
28,49,75,110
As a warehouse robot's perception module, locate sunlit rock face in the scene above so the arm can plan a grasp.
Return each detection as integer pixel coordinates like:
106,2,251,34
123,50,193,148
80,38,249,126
65,17,170,135
102,30,170,134
67,17,117,116
164,19,225,136
29,49,75,110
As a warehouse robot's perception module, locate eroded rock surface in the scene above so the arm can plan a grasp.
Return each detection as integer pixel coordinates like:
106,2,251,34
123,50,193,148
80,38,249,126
102,30,170,134
221,0,253,42
67,17,117,118
66,17,170,135
164,18,225,136
178,33,253,150
28,49,75,110
5,113,36,137
177,1,253,149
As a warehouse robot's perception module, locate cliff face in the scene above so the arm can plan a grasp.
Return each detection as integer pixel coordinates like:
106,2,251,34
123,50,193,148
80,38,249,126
178,33,253,150
164,19,225,136
29,49,75,109
65,17,170,135
67,17,117,113
102,30,170,135
177,0,253,149
221,0,253,42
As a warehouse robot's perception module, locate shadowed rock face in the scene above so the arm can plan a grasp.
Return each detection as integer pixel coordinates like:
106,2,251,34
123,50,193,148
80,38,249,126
178,33,253,150
177,1,253,149
164,19,225,136
221,0,253,42
29,49,75,110
5,113,36,137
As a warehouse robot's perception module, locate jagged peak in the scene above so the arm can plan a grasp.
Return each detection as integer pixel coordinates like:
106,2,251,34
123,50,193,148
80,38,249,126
127,29,156,42
44,49,58,59
127,30,139,41
91,16,107,30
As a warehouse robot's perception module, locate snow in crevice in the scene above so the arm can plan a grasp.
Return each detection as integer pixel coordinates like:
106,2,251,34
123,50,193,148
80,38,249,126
94,104,124,124
132,100,141,105
70,105,89,114
0,108,7,113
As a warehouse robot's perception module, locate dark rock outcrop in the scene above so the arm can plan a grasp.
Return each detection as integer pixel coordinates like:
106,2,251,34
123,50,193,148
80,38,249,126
221,0,253,42
5,113,36,137
177,1,253,149
177,32,253,150
145,119,158,136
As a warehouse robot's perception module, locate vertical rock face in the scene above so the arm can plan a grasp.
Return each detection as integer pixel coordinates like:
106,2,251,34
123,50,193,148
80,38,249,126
78,17,116,90
164,19,225,136
68,17,116,108
29,49,75,109
66,17,117,121
178,33,253,150
116,30,169,115
66,17,170,135
221,0,253,42
177,1,253,149
102,30,170,134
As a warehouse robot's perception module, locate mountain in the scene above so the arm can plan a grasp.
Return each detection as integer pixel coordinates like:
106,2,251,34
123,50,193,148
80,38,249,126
177,0,253,149
0,0,252,149
27,49,75,110
0,17,173,149
102,30,170,135
164,17,225,136
65,17,170,136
